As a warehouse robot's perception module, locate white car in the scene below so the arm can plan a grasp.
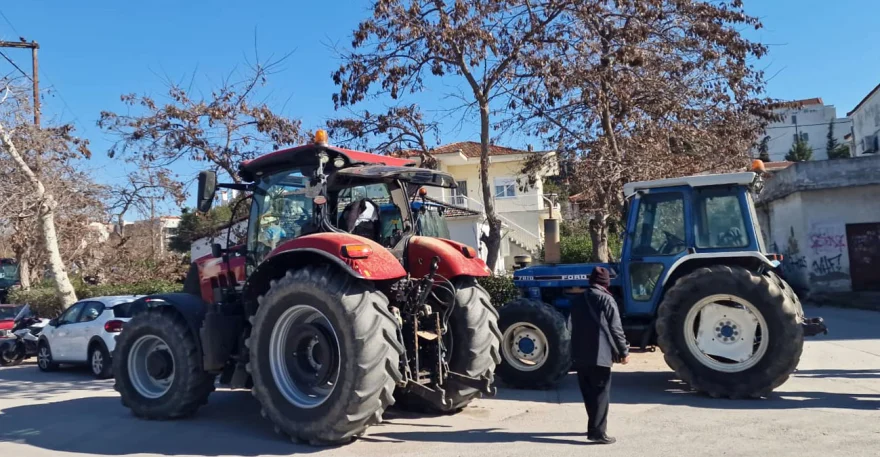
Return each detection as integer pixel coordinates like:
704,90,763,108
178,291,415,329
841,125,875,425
37,295,143,378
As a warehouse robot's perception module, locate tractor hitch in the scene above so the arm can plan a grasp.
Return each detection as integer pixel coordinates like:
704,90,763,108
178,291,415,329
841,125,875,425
406,381,453,410
448,371,497,397
802,317,828,337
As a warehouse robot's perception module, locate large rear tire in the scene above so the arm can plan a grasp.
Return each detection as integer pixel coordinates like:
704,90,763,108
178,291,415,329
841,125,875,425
393,277,501,414
247,265,403,445
113,308,216,418
656,265,803,399
496,298,571,390
443,277,502,411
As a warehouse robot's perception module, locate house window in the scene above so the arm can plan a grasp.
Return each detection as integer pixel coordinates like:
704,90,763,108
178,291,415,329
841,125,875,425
801,132,809,142
494,177,516,198
791,115,797,125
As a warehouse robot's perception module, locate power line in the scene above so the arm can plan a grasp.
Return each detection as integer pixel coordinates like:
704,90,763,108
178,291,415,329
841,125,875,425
0,49,31,82
0,9,21,37
764,120,851,129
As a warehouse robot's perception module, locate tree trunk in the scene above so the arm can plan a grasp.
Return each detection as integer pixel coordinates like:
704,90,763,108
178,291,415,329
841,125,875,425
15,248,31,290
477,102,503,271
0,123,78,308
589,212,610,263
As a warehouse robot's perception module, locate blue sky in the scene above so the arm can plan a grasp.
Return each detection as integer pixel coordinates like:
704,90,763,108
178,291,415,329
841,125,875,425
2,1,879,216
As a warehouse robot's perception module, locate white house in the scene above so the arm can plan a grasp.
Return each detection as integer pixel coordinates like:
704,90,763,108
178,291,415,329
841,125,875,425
401,142,560,269
757,98,852,161
847,83,880,156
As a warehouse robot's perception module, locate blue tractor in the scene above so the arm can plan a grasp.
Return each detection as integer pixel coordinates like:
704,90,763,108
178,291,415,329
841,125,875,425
497,167,828,398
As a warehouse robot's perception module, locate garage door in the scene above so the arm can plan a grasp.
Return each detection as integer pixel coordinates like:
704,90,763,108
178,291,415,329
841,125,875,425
846,223,880,291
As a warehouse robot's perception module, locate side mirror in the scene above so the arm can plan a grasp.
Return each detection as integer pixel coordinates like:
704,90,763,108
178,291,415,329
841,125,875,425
211,243,223,258
197,171,217,213
48,318,58,327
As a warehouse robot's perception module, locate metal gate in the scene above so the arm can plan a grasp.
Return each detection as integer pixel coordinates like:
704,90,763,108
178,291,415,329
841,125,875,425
846,223,880,291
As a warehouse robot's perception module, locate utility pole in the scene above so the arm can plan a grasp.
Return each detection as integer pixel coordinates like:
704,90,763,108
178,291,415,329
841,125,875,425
0,40,40,127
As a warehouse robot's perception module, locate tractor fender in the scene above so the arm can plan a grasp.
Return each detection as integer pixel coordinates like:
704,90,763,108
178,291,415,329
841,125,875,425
660,252,778,289
406,236,492,279
267,233,407,280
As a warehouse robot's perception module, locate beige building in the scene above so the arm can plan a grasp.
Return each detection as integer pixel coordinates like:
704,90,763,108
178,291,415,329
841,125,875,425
404,142,559,269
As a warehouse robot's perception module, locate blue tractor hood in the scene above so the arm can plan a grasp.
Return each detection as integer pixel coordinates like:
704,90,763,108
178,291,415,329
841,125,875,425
512,263,621,289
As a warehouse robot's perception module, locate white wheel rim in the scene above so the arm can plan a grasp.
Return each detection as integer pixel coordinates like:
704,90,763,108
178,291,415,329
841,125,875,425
38,346,50,369
683,294,769,373
127,335,175,399
501,322,549,372
269,304,341,409
92,350,103,374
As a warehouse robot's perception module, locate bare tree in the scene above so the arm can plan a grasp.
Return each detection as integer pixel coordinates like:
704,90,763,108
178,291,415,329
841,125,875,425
0,83,92,307
515,0,773,261
333,0,568,270
99,59,305,184
327,104,441,169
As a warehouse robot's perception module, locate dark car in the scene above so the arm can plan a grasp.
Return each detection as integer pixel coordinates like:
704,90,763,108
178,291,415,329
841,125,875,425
0,259,20,304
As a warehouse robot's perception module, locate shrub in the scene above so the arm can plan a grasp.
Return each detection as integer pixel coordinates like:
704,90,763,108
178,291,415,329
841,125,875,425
9,279,183,318
477,275,519,308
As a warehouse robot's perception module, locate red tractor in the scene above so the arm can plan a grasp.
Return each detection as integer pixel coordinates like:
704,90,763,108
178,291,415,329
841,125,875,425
112,131,502,444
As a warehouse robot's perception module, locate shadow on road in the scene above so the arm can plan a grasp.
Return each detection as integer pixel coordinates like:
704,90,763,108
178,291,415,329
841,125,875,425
496,371,880,411
364,428,586,446
0,388,324,456
793,369,880,379
0,363,112,400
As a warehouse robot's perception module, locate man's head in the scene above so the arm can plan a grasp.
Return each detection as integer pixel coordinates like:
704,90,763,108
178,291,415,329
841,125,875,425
590,266,611,288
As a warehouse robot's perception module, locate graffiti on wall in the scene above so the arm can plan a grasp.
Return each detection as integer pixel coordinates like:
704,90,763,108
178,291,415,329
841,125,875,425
808,223,849,283
770,227,808,291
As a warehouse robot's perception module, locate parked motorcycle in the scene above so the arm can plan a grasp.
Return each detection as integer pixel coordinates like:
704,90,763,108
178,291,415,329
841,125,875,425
0,305,49,366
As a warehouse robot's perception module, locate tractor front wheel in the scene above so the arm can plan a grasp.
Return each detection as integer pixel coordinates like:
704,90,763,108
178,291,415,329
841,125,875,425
656,265,803,398
496,298,571,390
247,265,403,445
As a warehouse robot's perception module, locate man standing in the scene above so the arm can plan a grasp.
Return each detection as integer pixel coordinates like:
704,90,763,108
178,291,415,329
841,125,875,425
570,266,630,444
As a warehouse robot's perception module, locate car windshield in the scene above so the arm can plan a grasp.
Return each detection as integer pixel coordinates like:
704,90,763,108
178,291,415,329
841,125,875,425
0,261,19,287
12,304,30,322
0,305,22,320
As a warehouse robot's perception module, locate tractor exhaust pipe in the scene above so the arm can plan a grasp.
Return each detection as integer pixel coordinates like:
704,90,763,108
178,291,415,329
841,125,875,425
544,218,560,264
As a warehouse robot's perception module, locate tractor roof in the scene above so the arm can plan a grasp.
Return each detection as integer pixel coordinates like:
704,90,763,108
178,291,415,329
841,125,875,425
239,144,415,182
623,172,756,197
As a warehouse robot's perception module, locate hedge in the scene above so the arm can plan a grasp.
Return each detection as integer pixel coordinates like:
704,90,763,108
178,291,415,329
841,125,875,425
8,279,183,318
477,275,519,308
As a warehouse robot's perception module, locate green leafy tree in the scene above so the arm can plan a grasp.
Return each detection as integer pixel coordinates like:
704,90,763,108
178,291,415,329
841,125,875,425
785,138,813,162
828,144,850,159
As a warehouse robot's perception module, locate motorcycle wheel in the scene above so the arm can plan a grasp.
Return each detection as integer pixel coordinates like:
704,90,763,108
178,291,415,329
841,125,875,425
0,345,25,366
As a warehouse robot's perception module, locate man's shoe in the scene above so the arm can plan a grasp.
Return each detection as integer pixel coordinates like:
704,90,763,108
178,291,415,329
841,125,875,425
587,434,616,445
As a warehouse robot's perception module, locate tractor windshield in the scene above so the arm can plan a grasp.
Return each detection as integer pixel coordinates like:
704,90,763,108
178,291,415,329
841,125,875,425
250,169,317,260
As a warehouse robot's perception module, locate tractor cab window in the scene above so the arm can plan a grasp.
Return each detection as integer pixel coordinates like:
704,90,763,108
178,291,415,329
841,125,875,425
632,192,686,256
251,169,317,261
694,189,748,249
415,204,451,239
334,184,403,247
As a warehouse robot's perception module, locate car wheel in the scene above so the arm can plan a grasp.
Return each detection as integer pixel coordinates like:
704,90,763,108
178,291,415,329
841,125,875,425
37,341,59,372
90,344,113,379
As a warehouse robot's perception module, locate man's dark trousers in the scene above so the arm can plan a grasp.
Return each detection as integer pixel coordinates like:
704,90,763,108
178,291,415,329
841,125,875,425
577,365,612,437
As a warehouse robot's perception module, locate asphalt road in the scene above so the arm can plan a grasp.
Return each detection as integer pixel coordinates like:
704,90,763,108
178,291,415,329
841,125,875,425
1,305,878,457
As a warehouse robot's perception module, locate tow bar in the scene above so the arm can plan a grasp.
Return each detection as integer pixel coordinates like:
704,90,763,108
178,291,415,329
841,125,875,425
803,317,828,337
